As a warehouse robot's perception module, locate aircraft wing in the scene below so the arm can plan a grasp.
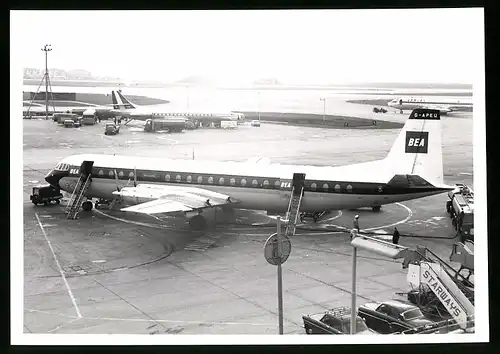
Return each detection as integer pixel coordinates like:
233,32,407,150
113,184,237,215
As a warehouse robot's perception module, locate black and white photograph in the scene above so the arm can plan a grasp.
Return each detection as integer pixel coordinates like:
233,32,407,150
10,8,487,345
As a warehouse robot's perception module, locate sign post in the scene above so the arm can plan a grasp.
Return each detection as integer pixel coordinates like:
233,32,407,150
264,216,292,335
277,216,284,335
350,241,357,335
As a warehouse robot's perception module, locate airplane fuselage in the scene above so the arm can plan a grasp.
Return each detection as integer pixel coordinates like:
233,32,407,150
46,154,448,213
388,97,473,113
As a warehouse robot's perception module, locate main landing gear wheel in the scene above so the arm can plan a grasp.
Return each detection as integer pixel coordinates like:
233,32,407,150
372,206,381,212
189,215,207,231
82,201,93,211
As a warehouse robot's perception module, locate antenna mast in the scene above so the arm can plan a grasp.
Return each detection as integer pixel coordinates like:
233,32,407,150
42,44,52,120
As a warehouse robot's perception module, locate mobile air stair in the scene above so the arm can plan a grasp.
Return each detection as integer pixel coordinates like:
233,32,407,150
403,246,474,332
284,173,306,237
66,161,93,220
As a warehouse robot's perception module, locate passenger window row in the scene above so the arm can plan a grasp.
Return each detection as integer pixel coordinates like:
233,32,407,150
89,168,371,194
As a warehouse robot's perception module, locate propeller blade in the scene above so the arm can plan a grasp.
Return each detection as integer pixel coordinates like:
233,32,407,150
134,167,137,187
114,169,120,191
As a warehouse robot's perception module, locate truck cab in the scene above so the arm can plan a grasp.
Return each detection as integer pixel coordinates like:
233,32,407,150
82,109,97,125
446,184,474,241
30,185,63,205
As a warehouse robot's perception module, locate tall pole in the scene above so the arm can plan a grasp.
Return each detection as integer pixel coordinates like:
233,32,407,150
258,91,261,122
350,246,357,334
323,98,326,122
42,44,52,120
276,216,284,335
320,98,326,122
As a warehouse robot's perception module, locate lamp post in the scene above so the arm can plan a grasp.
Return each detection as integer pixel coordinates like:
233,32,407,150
257,91,261,122
349,232,408,334
41,44,52,120
320,97,326,122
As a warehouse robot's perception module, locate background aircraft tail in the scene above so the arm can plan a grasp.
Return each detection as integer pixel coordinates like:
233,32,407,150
111,90,137,110
385,108,444,185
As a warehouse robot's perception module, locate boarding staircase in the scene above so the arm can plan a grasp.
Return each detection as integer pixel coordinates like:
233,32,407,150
284,186,304,237
404,246,475,330
419,261,474,330
421,247,474,303
66,174,92,220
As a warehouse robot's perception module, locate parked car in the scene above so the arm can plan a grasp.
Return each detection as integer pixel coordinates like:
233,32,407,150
358,299,435,334
63,118,81,128
303,307,377,335
373,107,388,113
104,122,120,135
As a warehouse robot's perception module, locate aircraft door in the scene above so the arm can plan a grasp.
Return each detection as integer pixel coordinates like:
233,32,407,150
80,161,94,178
279,173,306,202
292,173,306,196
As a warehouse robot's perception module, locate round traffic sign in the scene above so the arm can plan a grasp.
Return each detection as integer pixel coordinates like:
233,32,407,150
264,233,291,266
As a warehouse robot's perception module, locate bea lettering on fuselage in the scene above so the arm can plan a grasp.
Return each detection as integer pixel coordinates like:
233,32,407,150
405,131,429,153
280,182,291,189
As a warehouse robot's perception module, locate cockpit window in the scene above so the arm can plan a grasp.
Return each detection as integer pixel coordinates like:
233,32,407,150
55,163,70,171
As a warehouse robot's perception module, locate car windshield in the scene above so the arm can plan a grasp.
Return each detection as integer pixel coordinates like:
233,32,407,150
402,308,423,320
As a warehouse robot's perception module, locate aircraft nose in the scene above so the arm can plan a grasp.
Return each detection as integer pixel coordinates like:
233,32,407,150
45,170,67,188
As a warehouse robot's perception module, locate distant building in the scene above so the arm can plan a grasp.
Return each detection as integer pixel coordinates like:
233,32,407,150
253,78,281,86
67,69,92,80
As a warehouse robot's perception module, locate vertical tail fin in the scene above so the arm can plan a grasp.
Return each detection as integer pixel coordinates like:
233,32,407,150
385,109,444,185
111,90,136,110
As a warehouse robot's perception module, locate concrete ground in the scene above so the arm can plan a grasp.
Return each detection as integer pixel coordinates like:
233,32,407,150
21,106,473,335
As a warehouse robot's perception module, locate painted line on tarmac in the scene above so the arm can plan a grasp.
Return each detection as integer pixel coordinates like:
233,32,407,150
25,308,78,319
362,202,413,232
82,315,275,327
25,309,274,328
320,210,343,223
47,318,82,333
93,209,183,231
35,213,82,319
315,202,413,233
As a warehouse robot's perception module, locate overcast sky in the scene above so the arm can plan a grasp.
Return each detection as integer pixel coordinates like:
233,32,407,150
11,8,483,85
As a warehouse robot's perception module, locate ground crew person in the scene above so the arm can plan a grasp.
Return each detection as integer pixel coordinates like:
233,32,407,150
350,228,358,240
353,215,360,232
392,227,400,245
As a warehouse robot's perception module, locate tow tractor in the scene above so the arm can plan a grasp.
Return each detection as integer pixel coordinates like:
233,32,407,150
30,185,63,206
446,184,474,241
300,210,329,223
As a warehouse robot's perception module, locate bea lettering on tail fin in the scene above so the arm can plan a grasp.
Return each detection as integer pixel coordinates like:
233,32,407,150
385,109,444,185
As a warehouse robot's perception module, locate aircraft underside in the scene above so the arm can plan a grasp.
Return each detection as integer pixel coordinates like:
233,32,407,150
59,177,440,230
